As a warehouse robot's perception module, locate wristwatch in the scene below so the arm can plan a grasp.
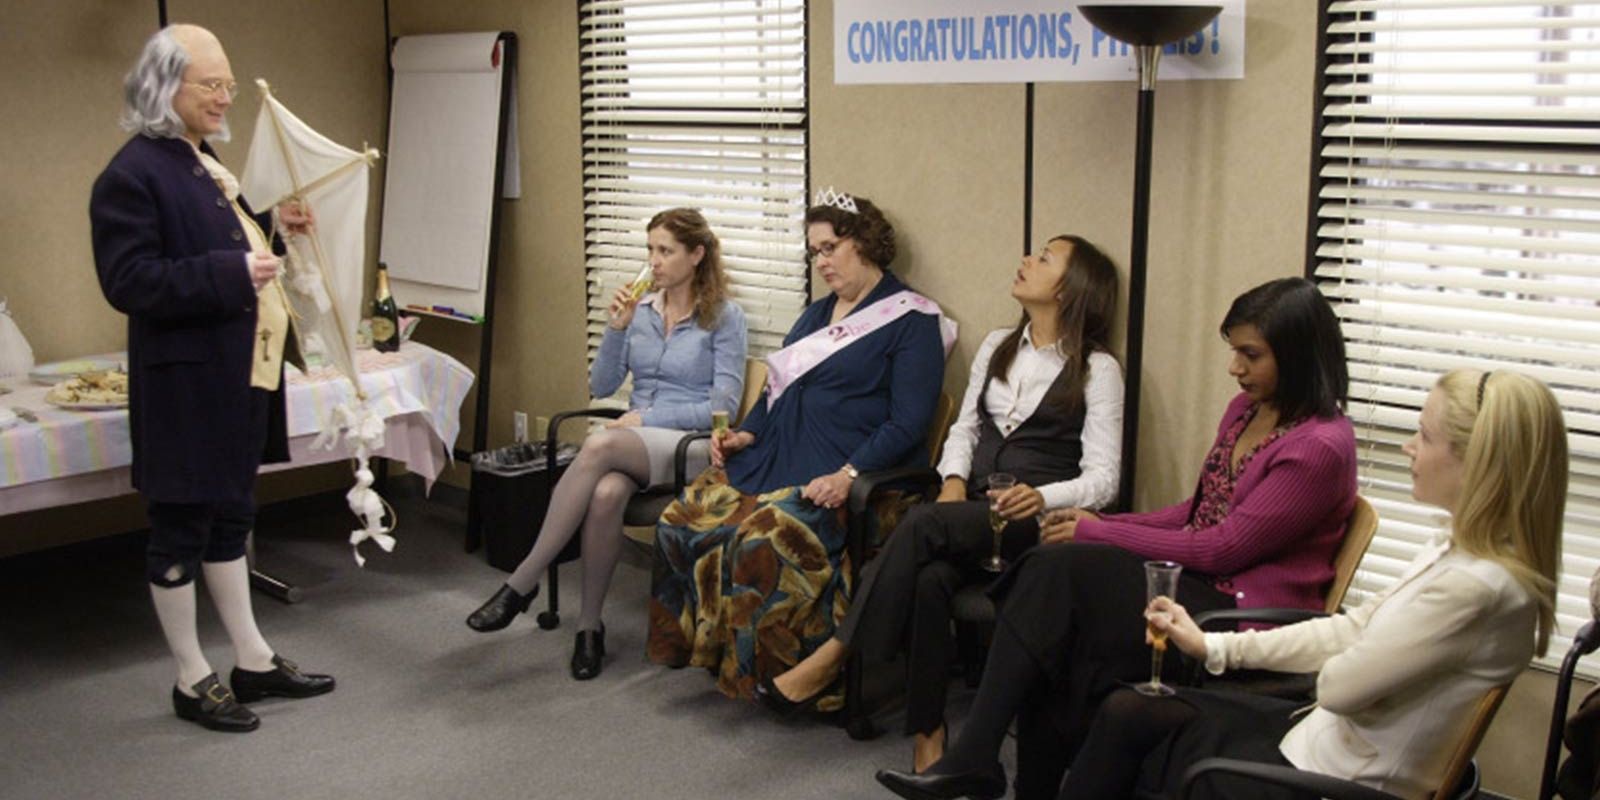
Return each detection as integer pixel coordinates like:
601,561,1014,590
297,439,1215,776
840,464,859,480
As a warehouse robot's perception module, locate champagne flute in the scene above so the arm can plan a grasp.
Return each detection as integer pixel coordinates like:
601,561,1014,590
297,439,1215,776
981,472,1017,573
711,410,730,439
1137,560,1183,696
628,263,654,300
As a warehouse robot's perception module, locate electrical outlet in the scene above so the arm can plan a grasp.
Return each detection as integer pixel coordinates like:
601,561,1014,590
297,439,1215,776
513,411,528,444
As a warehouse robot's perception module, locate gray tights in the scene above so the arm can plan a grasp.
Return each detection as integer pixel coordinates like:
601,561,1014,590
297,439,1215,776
505,428,650,632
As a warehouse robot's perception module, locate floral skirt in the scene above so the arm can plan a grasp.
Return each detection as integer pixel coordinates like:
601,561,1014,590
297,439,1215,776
647,469,910,706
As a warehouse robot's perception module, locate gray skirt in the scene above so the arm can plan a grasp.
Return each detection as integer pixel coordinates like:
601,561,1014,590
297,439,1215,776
628,425,712,489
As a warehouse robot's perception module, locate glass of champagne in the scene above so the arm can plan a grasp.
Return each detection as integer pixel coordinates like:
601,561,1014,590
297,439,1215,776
628,263,654,301
981,473,1017,572
711,410,730,440
1137,560,1183,696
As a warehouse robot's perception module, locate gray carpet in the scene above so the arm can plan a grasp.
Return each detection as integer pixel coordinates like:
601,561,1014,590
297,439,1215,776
0,481,1010,799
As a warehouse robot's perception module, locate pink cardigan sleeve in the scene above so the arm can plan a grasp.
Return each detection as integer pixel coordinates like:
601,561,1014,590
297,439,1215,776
1075,409,1355,575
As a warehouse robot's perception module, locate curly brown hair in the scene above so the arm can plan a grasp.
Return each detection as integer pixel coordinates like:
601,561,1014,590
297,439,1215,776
647,207,728,330
805,194,896,268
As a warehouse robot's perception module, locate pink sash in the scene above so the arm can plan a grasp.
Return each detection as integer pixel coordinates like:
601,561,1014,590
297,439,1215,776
764,290,958,409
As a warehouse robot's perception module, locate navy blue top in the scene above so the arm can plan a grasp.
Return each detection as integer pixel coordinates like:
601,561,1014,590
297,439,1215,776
728,271,945,494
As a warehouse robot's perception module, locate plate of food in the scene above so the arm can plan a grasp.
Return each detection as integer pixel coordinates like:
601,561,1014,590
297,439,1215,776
45,369,130,410
30,356,126,385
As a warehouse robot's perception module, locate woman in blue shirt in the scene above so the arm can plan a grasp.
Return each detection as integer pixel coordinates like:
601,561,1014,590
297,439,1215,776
467,208,747,681
646,192,950,702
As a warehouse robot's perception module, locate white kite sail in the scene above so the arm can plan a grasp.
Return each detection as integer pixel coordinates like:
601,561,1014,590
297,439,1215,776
240,80,394,566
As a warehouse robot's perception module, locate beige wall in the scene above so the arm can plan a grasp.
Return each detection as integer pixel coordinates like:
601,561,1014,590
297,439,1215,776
385,0,589,488
0,2,1564,796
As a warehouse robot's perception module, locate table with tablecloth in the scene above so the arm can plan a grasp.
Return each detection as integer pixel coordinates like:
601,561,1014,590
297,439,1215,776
1,342,474,516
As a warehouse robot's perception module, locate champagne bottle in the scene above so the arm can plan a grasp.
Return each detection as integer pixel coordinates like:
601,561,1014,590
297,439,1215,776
372,262,401,352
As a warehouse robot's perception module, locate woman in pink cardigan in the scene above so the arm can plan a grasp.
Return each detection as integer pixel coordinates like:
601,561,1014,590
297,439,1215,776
876,277,1357,800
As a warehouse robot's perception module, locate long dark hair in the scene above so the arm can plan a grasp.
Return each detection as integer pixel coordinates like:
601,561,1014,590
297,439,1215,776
1219,277,1348,423
647,208,727,330
984,235,1119,414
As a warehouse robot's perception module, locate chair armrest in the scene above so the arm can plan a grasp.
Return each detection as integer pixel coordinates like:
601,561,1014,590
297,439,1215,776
1194,607,1329,631
847,466,942,514
674,431,712,491
545,408,624,472
1181,758,1402,800
842,465,942,588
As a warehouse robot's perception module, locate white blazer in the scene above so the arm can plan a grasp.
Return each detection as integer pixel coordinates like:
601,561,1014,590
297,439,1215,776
1203,530,1536,800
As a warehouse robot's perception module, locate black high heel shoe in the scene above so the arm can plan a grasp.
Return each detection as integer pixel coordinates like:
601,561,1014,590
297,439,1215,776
753,671,842,717
570,625,606,680
466,584,538,632
875,761,1006,800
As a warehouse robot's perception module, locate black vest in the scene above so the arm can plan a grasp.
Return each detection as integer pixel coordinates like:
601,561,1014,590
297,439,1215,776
966,360,1087,498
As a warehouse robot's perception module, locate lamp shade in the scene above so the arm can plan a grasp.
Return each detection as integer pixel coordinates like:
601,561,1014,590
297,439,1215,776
1078,4,1222,46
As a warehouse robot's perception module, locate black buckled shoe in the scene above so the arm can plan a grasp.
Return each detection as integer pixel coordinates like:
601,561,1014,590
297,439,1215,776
466,584,538,632
874,761,1007,800
173,674,259,733
230,655,336,703
570,625,606,680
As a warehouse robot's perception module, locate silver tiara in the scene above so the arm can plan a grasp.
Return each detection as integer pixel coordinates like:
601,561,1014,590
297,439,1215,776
814,186,859,214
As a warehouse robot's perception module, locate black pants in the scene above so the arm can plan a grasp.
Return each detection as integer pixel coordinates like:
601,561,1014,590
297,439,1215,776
1060,687,1308,800
145,500,255,587
835,500,1037,736
981,544,1236,799
143,387,269,587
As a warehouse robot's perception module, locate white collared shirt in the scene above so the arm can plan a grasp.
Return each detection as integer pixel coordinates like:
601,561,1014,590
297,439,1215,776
937,325,1123,510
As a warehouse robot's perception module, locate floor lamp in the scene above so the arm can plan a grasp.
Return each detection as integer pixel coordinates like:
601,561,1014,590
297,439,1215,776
1078,4,1222,511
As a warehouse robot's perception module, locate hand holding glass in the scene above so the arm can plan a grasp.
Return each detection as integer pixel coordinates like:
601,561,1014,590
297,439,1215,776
1137,560,1183,696
981,473,1017,572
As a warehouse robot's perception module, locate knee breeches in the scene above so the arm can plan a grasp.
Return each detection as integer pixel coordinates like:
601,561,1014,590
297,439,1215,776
146,501,255,587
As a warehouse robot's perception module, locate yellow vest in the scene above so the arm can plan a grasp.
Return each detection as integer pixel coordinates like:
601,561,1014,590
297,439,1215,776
194,148,297,390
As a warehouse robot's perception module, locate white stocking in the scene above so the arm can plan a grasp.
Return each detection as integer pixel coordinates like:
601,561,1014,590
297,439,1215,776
201,557,276,672
149,580,213,696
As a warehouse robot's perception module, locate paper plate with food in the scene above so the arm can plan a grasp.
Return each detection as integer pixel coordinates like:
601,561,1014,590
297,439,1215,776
46,369,130,410
30,356,126,385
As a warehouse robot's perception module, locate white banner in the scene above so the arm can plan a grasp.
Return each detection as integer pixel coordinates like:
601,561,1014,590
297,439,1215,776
834,0,1245,85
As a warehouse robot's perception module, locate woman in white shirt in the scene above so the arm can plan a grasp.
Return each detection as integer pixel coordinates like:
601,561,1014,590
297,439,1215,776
755,234,1124,771
1048,369,1564,800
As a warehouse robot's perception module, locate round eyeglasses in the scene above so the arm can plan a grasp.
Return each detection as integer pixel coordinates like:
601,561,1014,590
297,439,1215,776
186,79,240,100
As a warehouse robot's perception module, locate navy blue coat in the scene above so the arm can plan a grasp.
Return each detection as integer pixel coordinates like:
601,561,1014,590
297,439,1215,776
728,271,945,494
89,135,289,505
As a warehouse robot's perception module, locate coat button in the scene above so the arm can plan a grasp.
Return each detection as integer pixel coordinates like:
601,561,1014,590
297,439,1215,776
192,165,205,177
215,197,228,208
231,230,243,241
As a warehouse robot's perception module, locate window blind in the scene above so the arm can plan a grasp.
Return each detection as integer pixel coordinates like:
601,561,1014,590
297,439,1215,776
579,0,809,374
1316,0,1600,675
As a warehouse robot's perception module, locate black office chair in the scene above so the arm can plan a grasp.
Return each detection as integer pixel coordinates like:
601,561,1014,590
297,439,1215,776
1177,682,1508,800
1541,620,1600,800
529,359,769,629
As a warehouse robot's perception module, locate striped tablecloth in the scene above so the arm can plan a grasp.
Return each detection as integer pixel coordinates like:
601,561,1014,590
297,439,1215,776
0,342,473,492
